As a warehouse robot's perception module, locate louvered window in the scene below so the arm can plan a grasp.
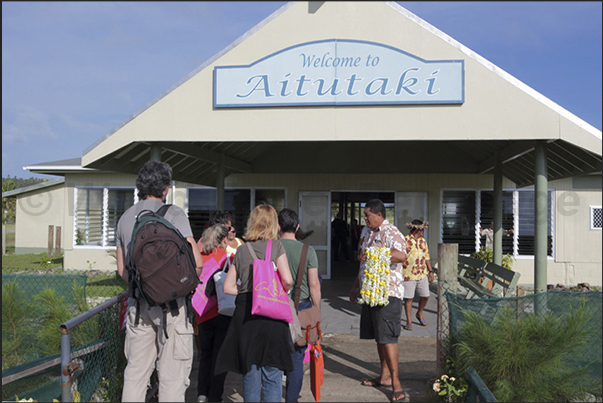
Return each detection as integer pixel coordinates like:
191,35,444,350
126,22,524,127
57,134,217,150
517,190,553,256
74,187,135,247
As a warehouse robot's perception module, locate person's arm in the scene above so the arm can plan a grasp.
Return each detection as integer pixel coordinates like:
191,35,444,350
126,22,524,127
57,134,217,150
390,248,407,263
187,236,204,277
426,259,435,282
276,253,293,292
307,268,321,308
116,246,128,282
223,263,239,295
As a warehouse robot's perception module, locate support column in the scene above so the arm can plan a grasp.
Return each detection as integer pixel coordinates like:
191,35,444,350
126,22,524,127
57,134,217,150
149,145,162,161
216,154,225,212
493,152,503,266
534,142,548,294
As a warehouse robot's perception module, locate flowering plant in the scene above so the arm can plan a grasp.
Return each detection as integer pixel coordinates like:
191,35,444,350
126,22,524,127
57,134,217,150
432,374,467,402
359,246,391,307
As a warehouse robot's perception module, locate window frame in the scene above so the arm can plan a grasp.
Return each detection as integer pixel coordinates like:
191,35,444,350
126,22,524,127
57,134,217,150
73,186,136,249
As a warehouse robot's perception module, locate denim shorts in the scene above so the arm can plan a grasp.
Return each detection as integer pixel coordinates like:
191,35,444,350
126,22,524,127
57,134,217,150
359,297,403,344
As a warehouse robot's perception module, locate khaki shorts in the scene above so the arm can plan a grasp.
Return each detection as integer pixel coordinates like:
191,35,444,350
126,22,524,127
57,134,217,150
403,276,430,299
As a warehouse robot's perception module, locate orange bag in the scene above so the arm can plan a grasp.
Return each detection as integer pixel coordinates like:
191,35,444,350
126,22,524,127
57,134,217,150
310,341,324,402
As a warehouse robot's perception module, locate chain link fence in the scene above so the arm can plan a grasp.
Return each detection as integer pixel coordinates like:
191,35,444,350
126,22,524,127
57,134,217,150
2,269,127,401
444,288,602,398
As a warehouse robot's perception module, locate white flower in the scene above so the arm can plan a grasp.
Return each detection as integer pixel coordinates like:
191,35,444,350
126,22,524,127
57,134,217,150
359,247,391,307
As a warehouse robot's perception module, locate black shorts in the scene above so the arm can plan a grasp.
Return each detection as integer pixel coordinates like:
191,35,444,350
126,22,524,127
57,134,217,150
359,297,403,344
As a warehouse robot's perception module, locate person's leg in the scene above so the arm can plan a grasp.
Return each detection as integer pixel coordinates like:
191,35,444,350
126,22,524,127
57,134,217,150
122,302,158,402
404,298,413,327
381,343,405,401
208,315,231,402
415,276,431,324
376,343,392,386
286,343,307,401
260,365,284,402
416,297,429,322
197,320,215,398
156,301,194,402
242,365,262,402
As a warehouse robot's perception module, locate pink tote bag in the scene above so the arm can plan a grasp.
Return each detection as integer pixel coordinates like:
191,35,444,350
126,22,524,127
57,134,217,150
192,253,227,319
250,240,294,323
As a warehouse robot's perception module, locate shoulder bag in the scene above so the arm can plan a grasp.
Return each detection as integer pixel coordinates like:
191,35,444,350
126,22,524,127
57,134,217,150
294,244,322,346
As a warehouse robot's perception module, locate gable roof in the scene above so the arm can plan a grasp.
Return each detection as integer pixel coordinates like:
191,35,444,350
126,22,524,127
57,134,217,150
68,2,601,187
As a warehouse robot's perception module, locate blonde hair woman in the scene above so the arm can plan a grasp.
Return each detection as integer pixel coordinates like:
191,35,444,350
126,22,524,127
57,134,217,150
215,204,293,402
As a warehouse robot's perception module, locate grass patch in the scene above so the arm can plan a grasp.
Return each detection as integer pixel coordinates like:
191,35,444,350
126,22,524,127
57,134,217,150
2,253,63,271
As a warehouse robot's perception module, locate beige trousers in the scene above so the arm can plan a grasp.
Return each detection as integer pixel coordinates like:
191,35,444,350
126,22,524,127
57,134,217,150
121,297,194,402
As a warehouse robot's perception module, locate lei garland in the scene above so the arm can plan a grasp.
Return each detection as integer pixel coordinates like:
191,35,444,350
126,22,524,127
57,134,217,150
359,246,391,307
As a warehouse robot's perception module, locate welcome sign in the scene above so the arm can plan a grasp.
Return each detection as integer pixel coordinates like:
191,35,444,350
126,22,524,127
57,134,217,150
214,39,464,108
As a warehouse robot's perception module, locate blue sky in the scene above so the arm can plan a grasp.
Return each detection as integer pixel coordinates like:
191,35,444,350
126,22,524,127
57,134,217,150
2,1,602,180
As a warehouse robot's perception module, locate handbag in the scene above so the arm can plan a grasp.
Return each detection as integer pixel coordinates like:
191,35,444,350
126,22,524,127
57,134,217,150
249,240,294,323
294,244,322,346
192,253,227,321
213,254,237,316
310,341,324,402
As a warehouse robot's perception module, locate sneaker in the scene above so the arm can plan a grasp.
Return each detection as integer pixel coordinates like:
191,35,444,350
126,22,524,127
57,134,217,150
197,395,207,402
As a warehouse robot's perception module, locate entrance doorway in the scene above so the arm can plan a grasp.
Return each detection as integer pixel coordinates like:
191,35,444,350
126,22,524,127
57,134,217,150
330,192,395,280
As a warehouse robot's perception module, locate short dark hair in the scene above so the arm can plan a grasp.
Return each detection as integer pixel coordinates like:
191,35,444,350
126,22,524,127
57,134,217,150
410,219,424,234
278,208,299,234
136,161,172,200
365,199,386,218
209,210,229,226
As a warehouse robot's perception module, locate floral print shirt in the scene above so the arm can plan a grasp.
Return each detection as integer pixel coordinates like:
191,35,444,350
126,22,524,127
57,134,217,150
360,220,406,299
402,235,431,281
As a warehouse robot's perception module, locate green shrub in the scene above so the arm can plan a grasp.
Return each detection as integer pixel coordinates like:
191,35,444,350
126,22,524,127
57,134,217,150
455,301,598,402
471,247,515,270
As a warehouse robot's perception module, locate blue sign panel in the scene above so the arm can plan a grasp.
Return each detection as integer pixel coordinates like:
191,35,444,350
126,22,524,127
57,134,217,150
214,39,464,108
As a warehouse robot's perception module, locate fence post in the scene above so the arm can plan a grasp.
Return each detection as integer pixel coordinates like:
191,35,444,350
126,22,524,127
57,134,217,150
437,243,458,376
55,226,61,256
48,225,54,257
60,327,72,402
2,224,5,255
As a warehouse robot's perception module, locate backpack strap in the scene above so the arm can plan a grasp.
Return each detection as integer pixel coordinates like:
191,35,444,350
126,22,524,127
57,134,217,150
294,244,310,311
155,204,172,217
264,239,272,261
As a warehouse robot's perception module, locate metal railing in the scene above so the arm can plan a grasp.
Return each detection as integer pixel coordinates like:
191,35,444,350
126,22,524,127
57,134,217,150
59,290,128,402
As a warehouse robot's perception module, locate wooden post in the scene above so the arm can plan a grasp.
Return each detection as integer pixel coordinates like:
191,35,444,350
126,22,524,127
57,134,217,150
55,226,62,256
436,243,459,376
48,225,54,257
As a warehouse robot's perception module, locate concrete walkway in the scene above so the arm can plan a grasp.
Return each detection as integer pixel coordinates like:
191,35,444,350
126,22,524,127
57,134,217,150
186,278,439,402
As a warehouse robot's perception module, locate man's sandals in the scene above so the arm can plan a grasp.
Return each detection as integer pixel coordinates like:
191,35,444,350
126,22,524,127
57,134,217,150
391,390,405,402
361,380,405,401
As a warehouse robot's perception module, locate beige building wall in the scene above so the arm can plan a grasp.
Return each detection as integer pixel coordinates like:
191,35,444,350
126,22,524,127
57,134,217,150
13,171,600,286
14,184,65,255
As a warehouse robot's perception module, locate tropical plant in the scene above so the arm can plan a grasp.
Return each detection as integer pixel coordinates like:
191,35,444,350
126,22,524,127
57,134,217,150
455,301,598,402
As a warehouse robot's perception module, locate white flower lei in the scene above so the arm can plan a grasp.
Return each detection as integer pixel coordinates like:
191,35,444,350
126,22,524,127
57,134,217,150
359,246,391,307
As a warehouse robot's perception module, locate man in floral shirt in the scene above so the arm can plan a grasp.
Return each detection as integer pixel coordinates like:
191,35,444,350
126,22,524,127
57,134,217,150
402,219,434,331
349,199,407,402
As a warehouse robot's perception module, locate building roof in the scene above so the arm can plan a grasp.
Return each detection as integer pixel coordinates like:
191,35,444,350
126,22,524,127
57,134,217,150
2,178,65,198
30,2,601,187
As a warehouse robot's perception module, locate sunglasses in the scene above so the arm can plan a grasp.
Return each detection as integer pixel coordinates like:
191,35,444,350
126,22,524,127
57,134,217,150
229,227,236,233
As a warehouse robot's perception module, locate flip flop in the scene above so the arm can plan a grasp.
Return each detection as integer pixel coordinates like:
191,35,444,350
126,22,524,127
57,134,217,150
361,378,383,387
416,314,427,326
391,390,405,402
403,324,413,331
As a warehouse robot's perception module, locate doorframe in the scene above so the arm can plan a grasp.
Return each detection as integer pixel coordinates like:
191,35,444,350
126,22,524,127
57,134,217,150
299,191,332,279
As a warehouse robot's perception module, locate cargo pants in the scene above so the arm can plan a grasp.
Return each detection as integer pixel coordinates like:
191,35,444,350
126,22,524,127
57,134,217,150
121,297,194,402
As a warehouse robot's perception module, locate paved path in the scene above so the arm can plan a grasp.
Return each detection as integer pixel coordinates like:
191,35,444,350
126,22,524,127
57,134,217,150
185,279,439,402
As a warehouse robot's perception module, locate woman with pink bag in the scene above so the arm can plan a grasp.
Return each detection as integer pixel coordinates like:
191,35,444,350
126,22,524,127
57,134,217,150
215,204,294,402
